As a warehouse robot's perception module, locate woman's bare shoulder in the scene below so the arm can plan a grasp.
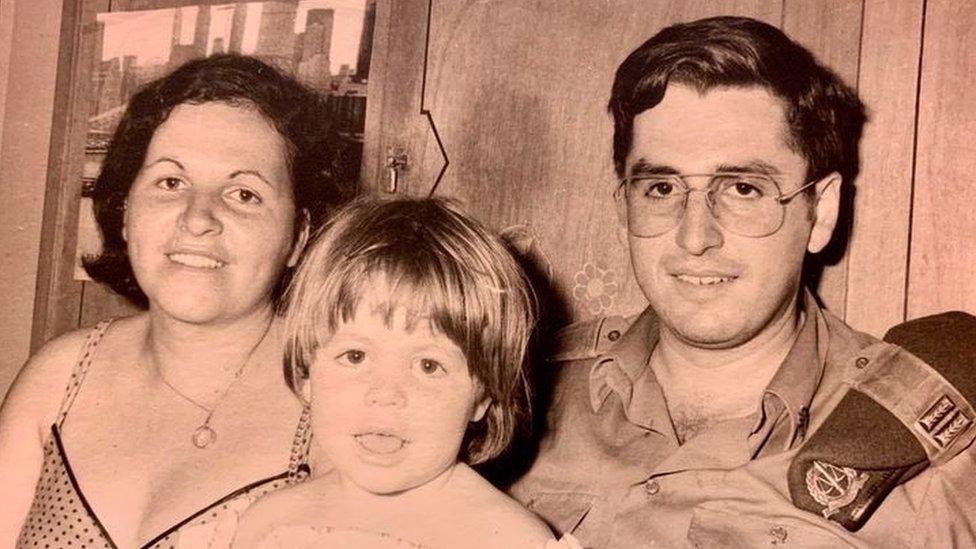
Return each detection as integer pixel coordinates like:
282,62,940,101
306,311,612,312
4,327,94,421
2,315,144,429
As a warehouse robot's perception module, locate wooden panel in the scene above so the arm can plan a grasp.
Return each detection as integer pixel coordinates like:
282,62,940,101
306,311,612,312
31,0,111,349
398,1,800,325
0,0,70,401
359,0,430,195
782,0,864,319
110,0,255,10
845,0,923,336
907,0,976,318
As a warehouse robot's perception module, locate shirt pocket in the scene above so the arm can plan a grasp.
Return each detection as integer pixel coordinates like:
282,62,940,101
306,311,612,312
525,492,597,537
687,506,859,549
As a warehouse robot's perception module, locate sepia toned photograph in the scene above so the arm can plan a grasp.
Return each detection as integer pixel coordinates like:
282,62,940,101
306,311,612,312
1,1,974,547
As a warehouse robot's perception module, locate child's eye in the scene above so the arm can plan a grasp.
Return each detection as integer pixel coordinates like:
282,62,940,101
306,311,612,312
416,358,446,377
336,349,366,366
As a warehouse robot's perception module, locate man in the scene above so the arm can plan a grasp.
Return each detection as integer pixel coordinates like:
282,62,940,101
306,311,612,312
510,16,975,547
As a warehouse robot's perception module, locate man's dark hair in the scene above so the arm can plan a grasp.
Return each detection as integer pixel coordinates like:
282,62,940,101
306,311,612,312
84,54,358,308
608,16,867,183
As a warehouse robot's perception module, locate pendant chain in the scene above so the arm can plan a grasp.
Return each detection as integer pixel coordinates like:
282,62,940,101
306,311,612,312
155,320,274,449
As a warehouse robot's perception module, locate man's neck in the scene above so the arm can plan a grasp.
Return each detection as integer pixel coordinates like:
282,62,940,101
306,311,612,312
650,305,804,443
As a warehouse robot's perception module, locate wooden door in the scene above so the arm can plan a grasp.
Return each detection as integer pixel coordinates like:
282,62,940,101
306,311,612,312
365,0,867,330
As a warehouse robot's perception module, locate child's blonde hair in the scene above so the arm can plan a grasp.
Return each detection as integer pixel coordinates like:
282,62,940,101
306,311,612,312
282,196,536,464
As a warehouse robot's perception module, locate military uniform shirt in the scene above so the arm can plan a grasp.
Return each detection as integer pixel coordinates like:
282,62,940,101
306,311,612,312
509,292,976,548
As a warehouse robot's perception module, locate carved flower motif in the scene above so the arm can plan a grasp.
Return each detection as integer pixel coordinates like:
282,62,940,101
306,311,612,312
572,262,618,316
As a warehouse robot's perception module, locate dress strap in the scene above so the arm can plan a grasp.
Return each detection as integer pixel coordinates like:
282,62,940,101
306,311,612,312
55,320,113,427
286,404,312,478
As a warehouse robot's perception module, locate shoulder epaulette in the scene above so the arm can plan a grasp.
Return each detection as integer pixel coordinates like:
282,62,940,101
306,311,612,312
789,311,976,531
548,315,634,363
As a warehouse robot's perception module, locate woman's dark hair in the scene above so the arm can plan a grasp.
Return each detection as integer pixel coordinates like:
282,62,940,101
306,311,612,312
608,16,866,184
83,54,358,308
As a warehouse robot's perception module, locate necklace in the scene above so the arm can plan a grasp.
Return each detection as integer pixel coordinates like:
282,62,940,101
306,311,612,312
156,321,273,449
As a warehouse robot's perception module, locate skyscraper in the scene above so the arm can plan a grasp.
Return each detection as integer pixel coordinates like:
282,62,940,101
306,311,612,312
89,21,107,117
192,5,211,56
356,0,377,81
228,3,248,53
297,8,333,86
303,9,334,60
168,7,196,68
170,7,183,50
254,2,298,71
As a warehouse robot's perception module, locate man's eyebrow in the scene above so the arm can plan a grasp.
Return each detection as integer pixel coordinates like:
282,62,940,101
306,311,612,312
714,160,781,175
629,159,679,176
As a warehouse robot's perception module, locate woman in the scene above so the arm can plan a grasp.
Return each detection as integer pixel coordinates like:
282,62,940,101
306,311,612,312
0,54,355,548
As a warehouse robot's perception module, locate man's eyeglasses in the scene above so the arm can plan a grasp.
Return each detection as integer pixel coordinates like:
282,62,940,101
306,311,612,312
615,172,819,238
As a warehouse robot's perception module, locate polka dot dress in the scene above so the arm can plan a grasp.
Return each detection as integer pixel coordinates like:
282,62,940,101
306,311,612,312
16,432,113,548
16,322,312,548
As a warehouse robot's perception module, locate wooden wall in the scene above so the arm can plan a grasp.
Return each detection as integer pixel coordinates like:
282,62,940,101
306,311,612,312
907,1,976,320
26,0,976,355
364,0,976,337
0,0,67,401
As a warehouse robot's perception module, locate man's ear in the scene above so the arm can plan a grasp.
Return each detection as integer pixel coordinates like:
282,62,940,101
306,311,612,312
807,172,841,254
471,396,492,423
287,209,311,268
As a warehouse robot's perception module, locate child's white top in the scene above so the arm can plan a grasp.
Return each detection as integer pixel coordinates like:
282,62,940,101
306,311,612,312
254,525,582,549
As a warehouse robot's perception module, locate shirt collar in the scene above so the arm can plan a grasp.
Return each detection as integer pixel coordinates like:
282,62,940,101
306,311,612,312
588,307,659,427
752,289,830,449
587,289,830,448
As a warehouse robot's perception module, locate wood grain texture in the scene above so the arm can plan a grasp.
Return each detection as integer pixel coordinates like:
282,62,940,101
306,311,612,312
404,1,790,324
845,0,923,336
35,0,976,343
110,0,243,10
782,0,864,319
358,0,431,195
31,0,110,349
907,0,976,319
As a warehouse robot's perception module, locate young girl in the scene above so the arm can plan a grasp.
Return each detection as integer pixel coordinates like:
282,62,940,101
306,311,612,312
233,197,572,548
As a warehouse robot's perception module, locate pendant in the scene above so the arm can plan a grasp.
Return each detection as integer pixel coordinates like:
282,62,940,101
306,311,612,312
192,424,217,449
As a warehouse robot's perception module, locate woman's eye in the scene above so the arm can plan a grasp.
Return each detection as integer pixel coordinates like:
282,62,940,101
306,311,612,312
228,187,262,205
156,177,186,191
417,358,446,377
336,349,366,366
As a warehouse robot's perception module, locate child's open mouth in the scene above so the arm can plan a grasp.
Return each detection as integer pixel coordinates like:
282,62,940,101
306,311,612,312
354,432,408,455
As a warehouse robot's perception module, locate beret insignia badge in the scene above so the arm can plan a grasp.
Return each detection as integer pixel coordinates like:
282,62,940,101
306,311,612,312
805,460,869,519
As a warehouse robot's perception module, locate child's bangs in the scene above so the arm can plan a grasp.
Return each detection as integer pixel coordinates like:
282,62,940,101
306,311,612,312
314,245,476,355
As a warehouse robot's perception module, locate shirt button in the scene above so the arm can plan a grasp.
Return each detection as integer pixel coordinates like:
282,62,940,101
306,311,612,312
769,525,788,544
855,356,870,369
643,480,660,496
607,329,621,342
